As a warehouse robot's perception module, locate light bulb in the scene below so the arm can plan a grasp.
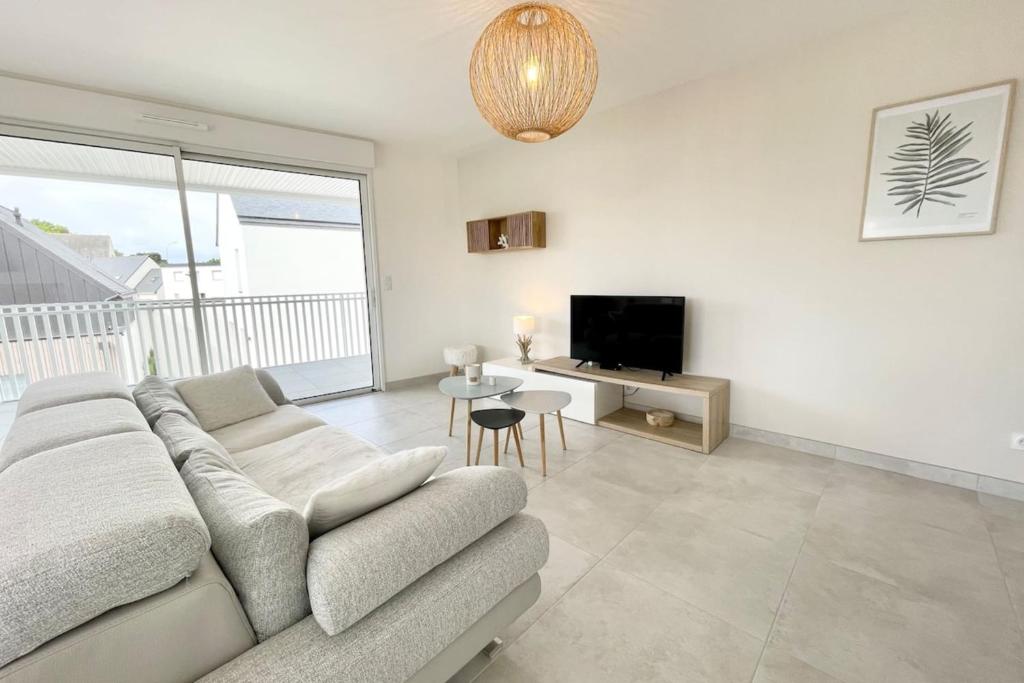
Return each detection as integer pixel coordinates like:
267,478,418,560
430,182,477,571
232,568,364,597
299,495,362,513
525,63,539,85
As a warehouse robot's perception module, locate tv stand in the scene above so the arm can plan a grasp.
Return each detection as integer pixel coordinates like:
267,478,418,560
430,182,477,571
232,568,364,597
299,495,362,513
532,356,730,454
660,370,674,381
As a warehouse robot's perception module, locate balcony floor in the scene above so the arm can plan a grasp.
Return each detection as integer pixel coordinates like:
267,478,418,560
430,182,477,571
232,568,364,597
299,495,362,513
263,354,373,401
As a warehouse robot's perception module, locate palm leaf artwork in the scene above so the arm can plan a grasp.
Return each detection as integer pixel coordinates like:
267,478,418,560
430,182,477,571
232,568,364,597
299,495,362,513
882,110,988,217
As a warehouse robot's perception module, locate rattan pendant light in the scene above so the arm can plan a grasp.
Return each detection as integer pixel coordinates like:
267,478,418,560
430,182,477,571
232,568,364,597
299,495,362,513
470,3,598,143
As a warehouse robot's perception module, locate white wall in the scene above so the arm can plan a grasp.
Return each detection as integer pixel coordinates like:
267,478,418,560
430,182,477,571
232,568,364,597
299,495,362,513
0,76,373,168
371,145,463,382
455,3,1024,483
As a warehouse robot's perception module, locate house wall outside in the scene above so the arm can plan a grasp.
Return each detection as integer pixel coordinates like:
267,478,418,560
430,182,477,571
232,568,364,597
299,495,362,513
454,2,1024,483
159,264,226,300
215,195,367,297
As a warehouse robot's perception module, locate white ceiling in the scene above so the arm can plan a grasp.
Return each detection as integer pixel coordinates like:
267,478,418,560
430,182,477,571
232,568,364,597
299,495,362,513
0,1,940,152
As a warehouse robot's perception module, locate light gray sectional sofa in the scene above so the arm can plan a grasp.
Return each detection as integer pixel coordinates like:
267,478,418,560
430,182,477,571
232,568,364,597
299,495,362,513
0,368,548,683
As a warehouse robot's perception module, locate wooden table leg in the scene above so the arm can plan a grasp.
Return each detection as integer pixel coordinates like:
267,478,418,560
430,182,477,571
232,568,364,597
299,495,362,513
465,399,473,467
512,424,525,467
493,429,499,466
504,427,511,454
539,413,547,477
447,366,457,436
556,410,567,450
475,425,484,465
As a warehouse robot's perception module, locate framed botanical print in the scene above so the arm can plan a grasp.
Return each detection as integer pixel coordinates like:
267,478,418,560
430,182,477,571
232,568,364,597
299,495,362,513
860,80,1015,241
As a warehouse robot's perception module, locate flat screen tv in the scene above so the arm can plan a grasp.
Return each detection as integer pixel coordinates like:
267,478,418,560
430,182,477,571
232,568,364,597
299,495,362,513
570,295,685,377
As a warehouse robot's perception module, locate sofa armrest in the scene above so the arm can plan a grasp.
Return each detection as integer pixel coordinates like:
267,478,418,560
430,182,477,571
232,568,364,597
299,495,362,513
306,466,527,635
254,369,291,406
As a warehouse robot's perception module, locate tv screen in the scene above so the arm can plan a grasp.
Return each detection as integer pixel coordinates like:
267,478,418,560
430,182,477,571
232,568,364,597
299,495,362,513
570,295,685,374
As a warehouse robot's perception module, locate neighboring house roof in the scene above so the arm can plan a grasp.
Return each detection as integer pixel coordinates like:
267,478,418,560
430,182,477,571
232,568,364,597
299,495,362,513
230,194,361,228
0,205,132,305
92,254,151,283
134,267,163,295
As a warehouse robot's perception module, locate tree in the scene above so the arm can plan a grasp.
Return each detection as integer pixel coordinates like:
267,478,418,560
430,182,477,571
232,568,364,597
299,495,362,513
203,258,221,265
30,219,70,234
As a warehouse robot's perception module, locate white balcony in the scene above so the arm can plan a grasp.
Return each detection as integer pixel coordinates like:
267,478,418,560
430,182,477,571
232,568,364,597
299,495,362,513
0,292,372,402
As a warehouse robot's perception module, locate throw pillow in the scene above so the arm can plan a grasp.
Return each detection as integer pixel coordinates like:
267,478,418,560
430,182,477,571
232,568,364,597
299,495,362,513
303,446,446,538
176,365,277,432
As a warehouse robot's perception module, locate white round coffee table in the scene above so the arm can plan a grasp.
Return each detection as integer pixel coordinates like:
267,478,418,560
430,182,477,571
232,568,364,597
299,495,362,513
500,390,572,476
438,375,523,466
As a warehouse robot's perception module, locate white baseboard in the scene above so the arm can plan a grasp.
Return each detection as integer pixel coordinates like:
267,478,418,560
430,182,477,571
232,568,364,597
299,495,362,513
624,400,1024,503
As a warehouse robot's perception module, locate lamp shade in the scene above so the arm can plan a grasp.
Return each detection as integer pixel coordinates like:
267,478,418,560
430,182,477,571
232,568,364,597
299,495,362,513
469,3,598,143
513,315,536,335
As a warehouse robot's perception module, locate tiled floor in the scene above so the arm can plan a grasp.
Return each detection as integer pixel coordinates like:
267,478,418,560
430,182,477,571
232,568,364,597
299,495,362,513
306,379,1024,683
263,355,373,400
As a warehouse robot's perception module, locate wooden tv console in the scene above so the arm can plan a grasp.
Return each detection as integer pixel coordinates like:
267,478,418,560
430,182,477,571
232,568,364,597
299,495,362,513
532,356,730,454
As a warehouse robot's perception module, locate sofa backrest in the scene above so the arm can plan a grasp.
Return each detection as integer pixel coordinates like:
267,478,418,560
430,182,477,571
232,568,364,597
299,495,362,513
0,430,211,668
15,371,133,417
180,448,310,642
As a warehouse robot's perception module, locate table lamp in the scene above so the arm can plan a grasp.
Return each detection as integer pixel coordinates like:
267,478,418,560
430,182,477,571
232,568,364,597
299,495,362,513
513,315,535,364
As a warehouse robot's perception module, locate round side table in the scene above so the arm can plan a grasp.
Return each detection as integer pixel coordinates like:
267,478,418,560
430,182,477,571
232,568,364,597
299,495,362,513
500,390,572,476
438,375,523,466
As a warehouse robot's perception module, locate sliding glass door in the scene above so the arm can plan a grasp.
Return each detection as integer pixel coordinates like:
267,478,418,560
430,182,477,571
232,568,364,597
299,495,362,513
180,157,376,399
0,127,379,402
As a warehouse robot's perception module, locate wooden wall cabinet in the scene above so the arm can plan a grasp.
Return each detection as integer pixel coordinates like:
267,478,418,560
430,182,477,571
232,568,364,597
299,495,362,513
466,211,545,253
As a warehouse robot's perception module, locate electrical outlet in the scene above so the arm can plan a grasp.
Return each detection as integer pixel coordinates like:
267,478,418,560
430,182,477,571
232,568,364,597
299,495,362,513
1012,433,1024,451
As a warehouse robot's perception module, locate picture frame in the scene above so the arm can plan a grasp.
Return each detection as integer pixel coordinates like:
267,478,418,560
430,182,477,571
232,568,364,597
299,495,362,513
859,80,1015,241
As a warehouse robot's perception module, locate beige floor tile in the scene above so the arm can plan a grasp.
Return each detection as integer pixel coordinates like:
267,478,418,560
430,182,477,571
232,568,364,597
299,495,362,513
752,645,843,683
770,554,1024,683
501,535,599,644
522,468,664,556
703,438,836,495
566,436,704,496
822,461,989,539
994,545,1024,637
305,392,402,426
342,410,437,446
477,565,763,683
980,493,1024,553
605,508,801,638
520,416,623,452
804,496,1012,615
664,464,820,542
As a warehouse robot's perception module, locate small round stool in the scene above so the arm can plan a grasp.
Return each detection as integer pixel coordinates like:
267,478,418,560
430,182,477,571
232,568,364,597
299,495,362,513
443,345,478,436
471,408,526,467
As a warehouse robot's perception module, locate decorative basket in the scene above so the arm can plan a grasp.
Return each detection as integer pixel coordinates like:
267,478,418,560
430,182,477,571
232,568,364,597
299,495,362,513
645,409,675,428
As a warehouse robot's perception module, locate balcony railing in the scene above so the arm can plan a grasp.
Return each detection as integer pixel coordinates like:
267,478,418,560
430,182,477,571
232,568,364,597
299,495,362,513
0,292,370,401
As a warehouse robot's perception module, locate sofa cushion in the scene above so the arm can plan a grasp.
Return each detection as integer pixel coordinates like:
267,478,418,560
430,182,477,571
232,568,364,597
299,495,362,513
209,405,326,453
306,466,528,636
154,412,233,470
304,446,446,537
0,431,210,668
0,398,149,473
181,449,310,642
176,366,277,432
15,371,133,417
232,425,385,509
133,375,200,427
200,515,549,683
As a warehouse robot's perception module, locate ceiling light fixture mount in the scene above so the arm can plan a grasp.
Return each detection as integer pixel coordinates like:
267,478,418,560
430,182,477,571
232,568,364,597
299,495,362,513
469,3,598,143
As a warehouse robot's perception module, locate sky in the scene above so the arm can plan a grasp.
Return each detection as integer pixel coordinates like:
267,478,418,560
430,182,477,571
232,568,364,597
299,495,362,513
0,176,220,263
